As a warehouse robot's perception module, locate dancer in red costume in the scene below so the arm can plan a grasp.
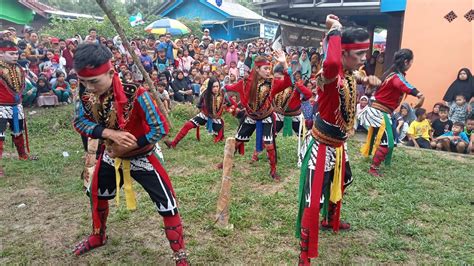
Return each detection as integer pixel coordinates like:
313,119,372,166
224,51,292,181
72,43,188,265
296,15,381,264
0,40,36,178
251,65,312,162
360,48,424,176
164,77,236,148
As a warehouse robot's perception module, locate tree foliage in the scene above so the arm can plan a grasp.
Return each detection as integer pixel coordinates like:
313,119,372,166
40,14,202,40
41,0,163,17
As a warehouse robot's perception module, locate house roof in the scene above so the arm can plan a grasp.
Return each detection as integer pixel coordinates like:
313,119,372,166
19,0,56,18
156,0,276,22
206,0,263,20
18,0,103,20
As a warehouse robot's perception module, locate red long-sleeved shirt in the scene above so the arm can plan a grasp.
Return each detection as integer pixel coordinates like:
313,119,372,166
374,72,419,112
0,63,25,104
225,70,292,116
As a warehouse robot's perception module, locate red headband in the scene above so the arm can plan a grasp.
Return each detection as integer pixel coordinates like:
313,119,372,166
77,61,113,77
254,61,271,67
341,42,370,51
0,47,18,52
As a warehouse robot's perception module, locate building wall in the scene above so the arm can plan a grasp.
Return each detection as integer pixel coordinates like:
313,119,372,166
401,0,473,109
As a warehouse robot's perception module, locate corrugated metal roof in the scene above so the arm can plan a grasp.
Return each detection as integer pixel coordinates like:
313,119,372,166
206,0,263,20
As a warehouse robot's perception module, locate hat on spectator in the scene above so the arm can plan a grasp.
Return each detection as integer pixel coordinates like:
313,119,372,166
7,27,16,32
204,28,210,33
51,37,60,44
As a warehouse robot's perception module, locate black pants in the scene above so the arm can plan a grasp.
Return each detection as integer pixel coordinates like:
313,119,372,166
406,138,431,149
87,153,178,216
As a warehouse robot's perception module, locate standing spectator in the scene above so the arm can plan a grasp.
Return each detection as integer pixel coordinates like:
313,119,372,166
7,27,18,44
225,42,238,66
139,46,153,73
374,52,385,79
443,68,473,105
158,33,178,62
181,49,194,72
299,50,311,80
62,40,75,73
406,108,432,149
88,28,98,44
155,47,170,73
449,95,470,123
202,28,212,42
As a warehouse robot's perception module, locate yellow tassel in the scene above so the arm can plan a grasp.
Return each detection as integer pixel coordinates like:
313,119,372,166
330,146,343,203
114,158,137,210
372,121,386,156
360,121,386,157
360,126,374,157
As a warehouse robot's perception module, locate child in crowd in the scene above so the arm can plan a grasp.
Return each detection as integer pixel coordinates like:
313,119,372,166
52,71,71,104
465,114,474,154
449,95,470,123
139,46,153,73
156,81,171,113
406,108,432,149
433,121,469,153
430,105,453,141
191,75,202,97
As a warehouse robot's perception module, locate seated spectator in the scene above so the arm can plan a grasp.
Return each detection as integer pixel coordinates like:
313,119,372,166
52,71,71,104
22,77,37,107
426,102,443,122
36,76,58,107
397,102,416,141
172,70,193,103
465,114,474,154
430,105,453,142
449,95,470,123
191,75,202,97
156,81,171,112
406,108,432,149
433,121,469,153
354,96,369,131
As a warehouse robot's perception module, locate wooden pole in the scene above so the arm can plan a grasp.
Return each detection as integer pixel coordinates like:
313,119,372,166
215,137,235,229
94,0,170,125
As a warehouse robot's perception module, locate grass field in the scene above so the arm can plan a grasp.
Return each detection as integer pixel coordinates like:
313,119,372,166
0,104,472,264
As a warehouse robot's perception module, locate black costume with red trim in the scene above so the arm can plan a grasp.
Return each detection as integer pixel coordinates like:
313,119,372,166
0,59,30,176
224,65,292,180
296,27,362,264
72,69,188,265
273,81,312,135
166,87,236,148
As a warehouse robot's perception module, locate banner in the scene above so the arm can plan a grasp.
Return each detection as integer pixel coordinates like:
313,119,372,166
279,25,323,47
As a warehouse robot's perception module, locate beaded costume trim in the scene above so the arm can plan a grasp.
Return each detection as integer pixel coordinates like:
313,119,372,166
0,61,24,94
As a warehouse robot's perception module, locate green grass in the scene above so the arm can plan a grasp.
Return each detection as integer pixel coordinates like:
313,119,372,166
0,104,472,264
